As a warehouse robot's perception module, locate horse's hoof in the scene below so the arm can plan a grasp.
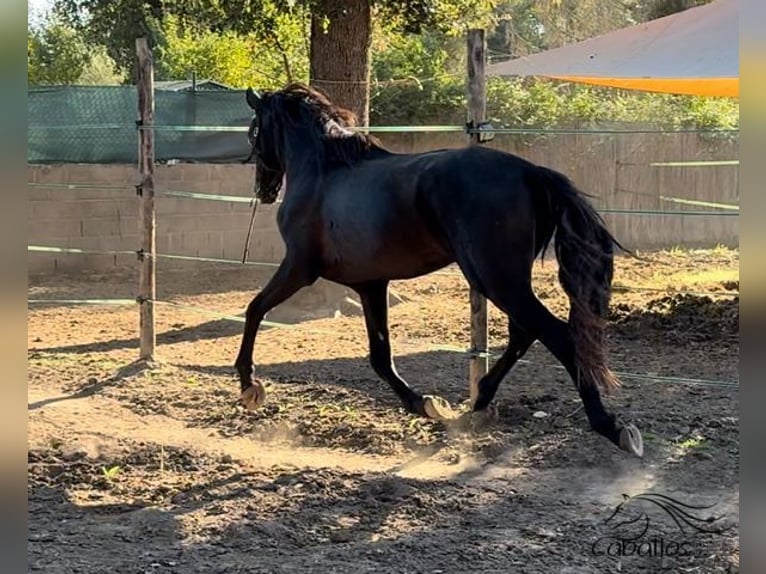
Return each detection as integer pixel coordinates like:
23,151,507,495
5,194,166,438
240,380,267,411
619,423,644,458
422,395,458,421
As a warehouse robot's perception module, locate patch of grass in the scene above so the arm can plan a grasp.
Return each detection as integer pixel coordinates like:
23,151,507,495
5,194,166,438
101,465,121,482
667,245,687,257
317,404,336,418
677,436,707,451
342,405,360,421
710,244,737,257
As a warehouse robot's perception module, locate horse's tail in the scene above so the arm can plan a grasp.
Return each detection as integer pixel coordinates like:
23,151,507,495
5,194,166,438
533,165,622,394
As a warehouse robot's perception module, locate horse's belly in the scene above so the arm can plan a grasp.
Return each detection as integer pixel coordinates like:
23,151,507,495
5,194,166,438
318,186,452,282
321,235,451,283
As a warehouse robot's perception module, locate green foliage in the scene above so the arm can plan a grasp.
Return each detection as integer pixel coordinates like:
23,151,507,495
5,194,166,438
160,0,311,86
635,0,714,21
28,10,126,86
76,47,126,85
486,78,739,132
371,78,465,125
596,89,739,131
375,0,498,36
55,0,310,87
372,31,456,80
27,20,90,85
488,0,638,57
156,15,308,89
487,78,563,128
673,96,740,130
370,29,459,124
55,0,169,83
101,465,121,481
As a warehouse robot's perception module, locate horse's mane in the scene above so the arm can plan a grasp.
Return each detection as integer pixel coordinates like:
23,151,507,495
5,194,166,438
266,83,386,166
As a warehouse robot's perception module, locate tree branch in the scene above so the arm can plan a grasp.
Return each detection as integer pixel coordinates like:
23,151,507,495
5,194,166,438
271,33,294,84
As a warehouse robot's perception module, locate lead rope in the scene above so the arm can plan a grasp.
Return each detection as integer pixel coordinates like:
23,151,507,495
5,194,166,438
241,121,259,265
242,195,260,264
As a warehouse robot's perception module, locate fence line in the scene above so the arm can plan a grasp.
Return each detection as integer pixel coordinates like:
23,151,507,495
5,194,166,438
28,182,134,191
27,245,740,297
28,182,258,204
159,189,255,204
29,245,137,256
29,122,741,136
658,196,739,211
650,160,739,167
153,252,279,268
599,209,737,216
28,298,137,306
28,181,740,215
28,245,281,269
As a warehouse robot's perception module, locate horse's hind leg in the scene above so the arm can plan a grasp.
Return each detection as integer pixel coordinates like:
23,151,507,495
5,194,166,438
472,318,535,412
458,246,641,454
354,280,458,420
493,288,641,456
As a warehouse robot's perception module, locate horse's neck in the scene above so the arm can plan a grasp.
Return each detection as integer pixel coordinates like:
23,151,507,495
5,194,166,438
274,136,311,204
282,128,323,180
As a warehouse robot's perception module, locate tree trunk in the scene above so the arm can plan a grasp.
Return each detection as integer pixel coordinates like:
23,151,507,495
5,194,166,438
309,0,371,126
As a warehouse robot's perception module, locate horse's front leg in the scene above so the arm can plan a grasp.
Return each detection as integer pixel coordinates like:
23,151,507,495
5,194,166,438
355,280,459,420
235,254,316,410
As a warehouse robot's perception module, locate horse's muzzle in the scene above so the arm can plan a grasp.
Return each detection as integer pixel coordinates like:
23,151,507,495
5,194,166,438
253,165,282,204
255,183,281,204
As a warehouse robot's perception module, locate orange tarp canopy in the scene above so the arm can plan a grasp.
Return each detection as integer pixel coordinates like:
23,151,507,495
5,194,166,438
487,0,738,98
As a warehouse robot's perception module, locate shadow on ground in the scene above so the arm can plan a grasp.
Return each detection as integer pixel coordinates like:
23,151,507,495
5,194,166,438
28,439,739,574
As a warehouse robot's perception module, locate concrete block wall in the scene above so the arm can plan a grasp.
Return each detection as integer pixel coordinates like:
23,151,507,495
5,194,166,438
28,163,282,274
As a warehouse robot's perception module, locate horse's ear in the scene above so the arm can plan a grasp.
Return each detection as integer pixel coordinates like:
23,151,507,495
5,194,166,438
246,87,261,110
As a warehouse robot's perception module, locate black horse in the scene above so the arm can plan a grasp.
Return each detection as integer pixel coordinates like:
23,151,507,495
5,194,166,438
236,83,642,457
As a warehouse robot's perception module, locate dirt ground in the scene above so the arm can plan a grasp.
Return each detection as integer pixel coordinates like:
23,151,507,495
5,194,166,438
28,247,739,573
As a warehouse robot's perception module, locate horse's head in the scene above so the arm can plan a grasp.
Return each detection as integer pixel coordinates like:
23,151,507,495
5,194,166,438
245,84,378,203
244,87,285,204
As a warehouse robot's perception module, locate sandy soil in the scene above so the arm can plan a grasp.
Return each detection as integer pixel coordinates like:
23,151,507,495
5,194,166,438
28,247,739,573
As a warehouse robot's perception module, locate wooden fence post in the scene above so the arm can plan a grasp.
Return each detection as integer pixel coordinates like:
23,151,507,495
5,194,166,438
136,37,156,360
466,29,489,405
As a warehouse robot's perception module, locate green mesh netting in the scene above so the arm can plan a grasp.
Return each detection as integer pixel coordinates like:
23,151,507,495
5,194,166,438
28,86,253,164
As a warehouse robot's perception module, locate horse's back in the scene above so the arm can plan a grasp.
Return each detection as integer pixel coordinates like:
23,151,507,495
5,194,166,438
314,145,546,282
339,144,544,235
407,145,541,212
